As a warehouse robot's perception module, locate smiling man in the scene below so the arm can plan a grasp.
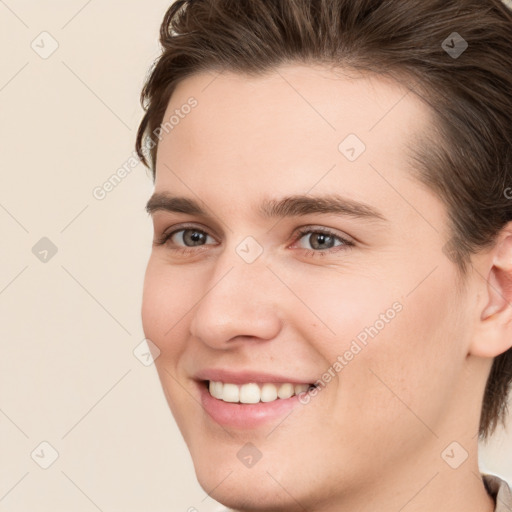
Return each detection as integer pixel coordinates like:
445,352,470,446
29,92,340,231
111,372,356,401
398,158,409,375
136,1,512,511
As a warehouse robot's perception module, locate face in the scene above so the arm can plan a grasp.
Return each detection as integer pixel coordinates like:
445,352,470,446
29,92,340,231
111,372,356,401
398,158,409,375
142,64,481,511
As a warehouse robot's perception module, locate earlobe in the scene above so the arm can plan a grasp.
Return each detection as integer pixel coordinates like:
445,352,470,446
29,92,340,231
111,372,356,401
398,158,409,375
470,232,512,358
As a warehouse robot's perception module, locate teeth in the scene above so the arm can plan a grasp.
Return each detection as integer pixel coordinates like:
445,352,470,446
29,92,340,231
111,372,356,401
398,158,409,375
239,383,260,404
294,384,309,394
277,383,294,399
207,381,313,403
260,383,278,402
222,383,240,403
209,380,223,399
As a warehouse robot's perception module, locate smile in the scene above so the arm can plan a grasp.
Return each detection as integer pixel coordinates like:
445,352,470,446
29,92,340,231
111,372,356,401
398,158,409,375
207,380,315,404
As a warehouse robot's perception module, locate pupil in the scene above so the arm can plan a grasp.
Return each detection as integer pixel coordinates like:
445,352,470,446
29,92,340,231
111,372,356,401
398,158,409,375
186,230,205,246
312,233,332,249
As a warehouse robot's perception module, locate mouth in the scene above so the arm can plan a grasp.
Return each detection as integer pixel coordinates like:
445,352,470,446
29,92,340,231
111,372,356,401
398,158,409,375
204,380,317,404
193,369,320,428
197,378,319,429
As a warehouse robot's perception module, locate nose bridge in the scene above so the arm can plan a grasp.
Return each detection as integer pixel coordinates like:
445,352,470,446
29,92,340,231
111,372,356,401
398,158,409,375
189,242,282,346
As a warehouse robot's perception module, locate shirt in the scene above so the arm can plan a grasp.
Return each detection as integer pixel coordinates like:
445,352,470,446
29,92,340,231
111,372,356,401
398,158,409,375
483,473,512,512
217,473,512,511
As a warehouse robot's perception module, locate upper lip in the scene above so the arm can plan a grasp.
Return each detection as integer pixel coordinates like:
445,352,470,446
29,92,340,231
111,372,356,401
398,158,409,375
195,368,316,385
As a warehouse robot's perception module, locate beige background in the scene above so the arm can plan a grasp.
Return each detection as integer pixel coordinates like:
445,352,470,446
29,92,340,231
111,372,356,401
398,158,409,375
0,1,511,511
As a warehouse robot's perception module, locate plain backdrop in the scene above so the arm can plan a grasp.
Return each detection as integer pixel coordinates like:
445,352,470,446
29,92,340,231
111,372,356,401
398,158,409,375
0,1,511,511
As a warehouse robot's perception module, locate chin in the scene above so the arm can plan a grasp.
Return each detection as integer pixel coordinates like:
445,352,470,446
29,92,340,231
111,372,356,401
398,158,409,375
195,469,302,512
190,448,321,512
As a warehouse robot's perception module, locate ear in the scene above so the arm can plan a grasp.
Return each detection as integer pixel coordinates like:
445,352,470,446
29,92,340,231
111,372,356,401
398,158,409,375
470,225,512,358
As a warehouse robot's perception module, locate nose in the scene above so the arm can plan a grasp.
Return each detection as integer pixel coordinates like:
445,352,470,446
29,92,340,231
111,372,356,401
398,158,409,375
188,253,283,349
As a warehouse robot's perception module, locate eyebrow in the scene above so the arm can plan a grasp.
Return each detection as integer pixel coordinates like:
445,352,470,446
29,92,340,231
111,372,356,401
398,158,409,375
145,192,387,222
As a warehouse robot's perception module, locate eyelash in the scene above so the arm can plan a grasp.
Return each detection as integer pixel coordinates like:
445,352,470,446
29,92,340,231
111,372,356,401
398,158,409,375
154,223,355,257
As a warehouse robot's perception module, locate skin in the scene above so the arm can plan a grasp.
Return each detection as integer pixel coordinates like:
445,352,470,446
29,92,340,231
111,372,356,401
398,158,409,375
141,64,512,512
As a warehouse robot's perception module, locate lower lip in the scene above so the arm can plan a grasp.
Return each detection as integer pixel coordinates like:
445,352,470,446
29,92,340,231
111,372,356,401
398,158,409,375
198,382,309,429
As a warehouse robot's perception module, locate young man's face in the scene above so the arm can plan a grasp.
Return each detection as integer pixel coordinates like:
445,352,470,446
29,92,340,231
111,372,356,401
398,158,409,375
142,65,490,510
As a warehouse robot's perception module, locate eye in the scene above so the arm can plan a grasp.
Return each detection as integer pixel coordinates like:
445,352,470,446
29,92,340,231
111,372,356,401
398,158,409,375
154,224,354,257
154,225,216,252
292,227,354,256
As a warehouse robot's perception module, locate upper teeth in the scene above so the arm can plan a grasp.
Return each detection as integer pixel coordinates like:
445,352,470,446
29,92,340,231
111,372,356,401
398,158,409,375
208,381,311,403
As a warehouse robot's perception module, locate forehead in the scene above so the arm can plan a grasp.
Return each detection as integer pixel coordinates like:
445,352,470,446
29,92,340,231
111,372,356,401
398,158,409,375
161,64,430,144
154,64,440,228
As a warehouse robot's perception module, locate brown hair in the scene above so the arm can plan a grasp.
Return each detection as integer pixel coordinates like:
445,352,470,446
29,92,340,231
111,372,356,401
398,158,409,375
135,0,512,440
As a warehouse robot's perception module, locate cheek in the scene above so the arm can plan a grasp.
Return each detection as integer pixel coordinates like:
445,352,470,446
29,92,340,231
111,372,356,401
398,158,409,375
293,262,466,441
141,259,193,358
332,270,467,446
141,261,201,433
286,266,401,353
